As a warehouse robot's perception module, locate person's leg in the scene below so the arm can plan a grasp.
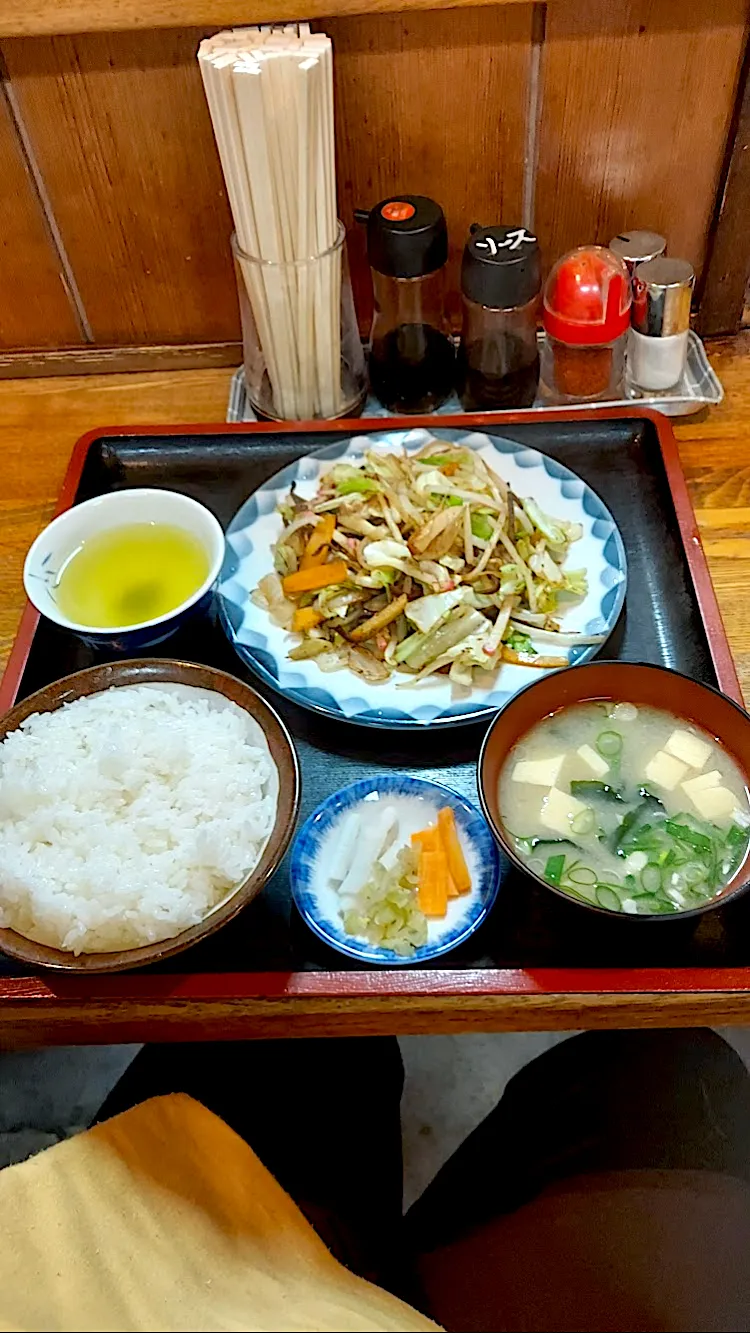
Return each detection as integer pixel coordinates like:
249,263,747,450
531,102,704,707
406,1030,750,1332
96,1036,406,1289
406,1028,750,1251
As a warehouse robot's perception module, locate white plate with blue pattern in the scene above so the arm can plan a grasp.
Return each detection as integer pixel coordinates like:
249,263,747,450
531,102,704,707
290,775,500,965
219,427,627,729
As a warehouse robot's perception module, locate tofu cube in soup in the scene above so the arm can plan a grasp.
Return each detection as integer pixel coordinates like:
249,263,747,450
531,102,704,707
539,787,587,836
687,786,737,822
512,755,565,787
664,728,712,770
644,750,688,791
576,743,609,778
682,770,721,797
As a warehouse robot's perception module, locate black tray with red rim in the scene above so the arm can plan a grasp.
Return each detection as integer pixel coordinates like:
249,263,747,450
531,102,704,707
1,409,748,1020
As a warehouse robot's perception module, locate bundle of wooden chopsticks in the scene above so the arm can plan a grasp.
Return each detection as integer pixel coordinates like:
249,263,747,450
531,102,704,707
199,25,341,419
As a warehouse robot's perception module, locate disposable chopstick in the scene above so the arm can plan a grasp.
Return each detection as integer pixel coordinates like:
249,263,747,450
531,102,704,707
198,25,342,420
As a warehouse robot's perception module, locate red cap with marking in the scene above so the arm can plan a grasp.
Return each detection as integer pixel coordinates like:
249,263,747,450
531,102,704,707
366,196,448,278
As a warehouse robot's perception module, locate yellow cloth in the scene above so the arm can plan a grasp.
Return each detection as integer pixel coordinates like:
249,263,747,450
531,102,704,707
0,1093,439,1333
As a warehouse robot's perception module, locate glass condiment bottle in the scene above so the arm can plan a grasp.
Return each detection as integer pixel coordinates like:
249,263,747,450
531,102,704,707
366,196,454,413
457,225,541,411
540,246,632,403
630,257,694,392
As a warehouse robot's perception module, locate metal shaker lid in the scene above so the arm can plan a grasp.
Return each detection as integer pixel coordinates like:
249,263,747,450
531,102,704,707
609,230,667,274
632,257,694,336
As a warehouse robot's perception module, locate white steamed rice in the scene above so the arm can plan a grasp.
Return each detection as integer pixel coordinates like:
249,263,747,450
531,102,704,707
0,684,277,954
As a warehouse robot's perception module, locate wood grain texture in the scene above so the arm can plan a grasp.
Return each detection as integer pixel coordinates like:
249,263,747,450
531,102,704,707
0,0,530,40
1,29,239,345
0,0,745,353
0,365,232,670
3,968,750,1043
697,36,750,335
0,87,81,348
5,991,750,1046
536,0,748,277
0,341,241,377
322,4,533,328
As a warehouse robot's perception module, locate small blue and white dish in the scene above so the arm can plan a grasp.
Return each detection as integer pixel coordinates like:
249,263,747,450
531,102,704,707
23,488,225,651
290,774,501,965
219,426,627,730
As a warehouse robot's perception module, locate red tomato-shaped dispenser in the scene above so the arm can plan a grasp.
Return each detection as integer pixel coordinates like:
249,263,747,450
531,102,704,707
540,246,632,403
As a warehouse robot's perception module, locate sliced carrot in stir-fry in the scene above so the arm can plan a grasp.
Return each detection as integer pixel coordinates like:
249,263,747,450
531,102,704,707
300,549,328,570
437,807,471,893
292,606,323,632
282,560,348,596
300,514,336,570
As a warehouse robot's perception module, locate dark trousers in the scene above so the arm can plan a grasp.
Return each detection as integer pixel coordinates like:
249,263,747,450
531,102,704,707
96,1029,750,1332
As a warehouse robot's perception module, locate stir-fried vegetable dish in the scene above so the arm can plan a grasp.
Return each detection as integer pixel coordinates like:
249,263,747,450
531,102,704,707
253,438,601,686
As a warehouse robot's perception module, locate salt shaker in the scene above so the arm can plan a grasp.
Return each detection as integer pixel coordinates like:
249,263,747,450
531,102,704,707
609,230,667,278
630,258,694,392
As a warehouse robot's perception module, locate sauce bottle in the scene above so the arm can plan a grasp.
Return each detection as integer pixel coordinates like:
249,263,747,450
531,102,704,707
366,196,454,413
457,224,541,410
540,246,632,403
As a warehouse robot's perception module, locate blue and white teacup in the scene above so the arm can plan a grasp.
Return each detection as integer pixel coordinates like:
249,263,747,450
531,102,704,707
23,488,225,651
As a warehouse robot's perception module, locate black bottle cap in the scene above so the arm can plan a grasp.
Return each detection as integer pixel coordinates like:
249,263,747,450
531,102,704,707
366,196,448,279
461,225,541,309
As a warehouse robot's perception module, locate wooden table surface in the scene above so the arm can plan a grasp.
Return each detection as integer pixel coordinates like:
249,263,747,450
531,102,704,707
2,343,750,1044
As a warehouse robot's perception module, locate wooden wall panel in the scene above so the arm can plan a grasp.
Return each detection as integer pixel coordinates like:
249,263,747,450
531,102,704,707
697,37,750,336
0,0,531,40
0,0,746,359
0,89,81,348
1,30,239,345
323,5,534,325
535,0,748,278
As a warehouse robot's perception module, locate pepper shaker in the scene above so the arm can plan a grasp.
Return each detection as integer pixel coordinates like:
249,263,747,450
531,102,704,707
457,224,541,410
630,258,694,392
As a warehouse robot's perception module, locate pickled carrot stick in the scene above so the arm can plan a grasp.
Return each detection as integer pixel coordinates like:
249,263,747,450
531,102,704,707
438,807,471,893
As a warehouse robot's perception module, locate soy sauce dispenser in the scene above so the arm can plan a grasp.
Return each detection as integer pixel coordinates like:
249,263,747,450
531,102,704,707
365,196,454,413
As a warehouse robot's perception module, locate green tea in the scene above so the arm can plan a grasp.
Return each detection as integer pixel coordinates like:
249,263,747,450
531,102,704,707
55,522,210,628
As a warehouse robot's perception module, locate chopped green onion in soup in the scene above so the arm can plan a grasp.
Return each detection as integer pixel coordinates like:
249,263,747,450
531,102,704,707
501,702,750,915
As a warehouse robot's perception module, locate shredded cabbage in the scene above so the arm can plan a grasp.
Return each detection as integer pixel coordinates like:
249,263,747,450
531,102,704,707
262,437,598,685
340,845,427,955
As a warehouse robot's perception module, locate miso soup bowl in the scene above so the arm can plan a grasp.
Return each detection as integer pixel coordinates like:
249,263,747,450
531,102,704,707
478,661,750,921
23,488,225,652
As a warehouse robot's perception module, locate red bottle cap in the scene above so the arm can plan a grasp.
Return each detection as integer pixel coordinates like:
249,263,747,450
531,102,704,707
543,246,632,346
